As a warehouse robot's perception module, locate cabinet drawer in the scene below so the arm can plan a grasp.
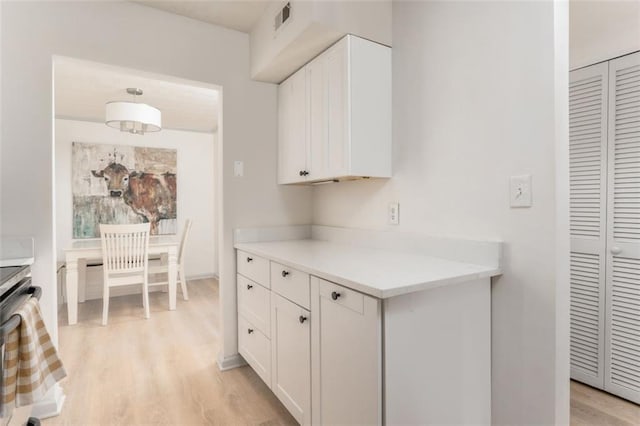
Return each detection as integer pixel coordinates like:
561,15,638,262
271,262,310,309
237,250,270,287
238,314,271,388
237,274,270,338
319,279,364,315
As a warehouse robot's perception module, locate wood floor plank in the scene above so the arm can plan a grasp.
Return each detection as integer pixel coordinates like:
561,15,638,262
571,380,640,426
44,278,296,426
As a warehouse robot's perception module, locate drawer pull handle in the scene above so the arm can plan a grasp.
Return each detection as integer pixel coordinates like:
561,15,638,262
281,270,290,277
299,315,307,324
299,170,309,176
247,284,253,290
331,291,341,301
248,328,254,334
246,257,253,262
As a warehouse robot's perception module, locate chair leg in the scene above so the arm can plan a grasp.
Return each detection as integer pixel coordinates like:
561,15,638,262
102,284,109,326
143,277,150,319
179,264,188,301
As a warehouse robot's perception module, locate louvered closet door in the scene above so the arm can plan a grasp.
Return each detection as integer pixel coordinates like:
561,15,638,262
605,51,640,404
569,62,608,388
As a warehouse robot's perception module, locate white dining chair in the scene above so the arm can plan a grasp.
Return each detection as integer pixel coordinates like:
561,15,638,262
148,219,192,301
99,223,151,325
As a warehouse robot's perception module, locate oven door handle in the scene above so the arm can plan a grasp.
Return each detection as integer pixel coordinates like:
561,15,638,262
0,286,41,338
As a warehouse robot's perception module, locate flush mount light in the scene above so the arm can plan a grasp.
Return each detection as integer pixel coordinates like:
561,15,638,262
105,88,161,135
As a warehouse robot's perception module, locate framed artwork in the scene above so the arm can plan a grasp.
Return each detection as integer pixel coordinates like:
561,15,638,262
72,142,177,238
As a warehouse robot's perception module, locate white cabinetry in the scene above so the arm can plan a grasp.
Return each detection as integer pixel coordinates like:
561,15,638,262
277,35,391,184
271,293,311,425
235,242,491,424
310,277,381,425
238,313,271,387
278,68,308,184
236,251,272,388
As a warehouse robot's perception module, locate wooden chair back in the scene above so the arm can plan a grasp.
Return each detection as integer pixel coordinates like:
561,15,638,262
99,223,150,275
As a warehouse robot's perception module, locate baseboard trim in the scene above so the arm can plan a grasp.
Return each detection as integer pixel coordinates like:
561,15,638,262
187,273,218,281
216,353,246,371
30,383,65,419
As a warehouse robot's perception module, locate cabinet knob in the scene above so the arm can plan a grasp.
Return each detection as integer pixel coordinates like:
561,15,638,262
299,315,307,324
246,257,253,262
611,246,622,255
248,328,254,334
299,170,309,176
281,270,290,277
247,284,253,290
331,291,341,301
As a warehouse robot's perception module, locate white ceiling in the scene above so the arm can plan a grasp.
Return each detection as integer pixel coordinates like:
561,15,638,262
55,59,219,133
134,0,271,32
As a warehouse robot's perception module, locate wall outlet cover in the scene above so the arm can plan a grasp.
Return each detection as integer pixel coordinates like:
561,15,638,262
234,160,244,177
510,174,532,208
388,202,399,225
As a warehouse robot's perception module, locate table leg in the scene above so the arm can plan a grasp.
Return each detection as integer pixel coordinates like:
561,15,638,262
78,258,87,303
168,249,177,310
65,259,78,325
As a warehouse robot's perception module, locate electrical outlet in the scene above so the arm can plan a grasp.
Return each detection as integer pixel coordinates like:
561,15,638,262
388,202,399,225
510,174,532,207
234,161,244,177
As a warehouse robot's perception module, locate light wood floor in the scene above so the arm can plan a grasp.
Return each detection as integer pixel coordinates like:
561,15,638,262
45,278,296,426
571,380,640,426
43,279,640,425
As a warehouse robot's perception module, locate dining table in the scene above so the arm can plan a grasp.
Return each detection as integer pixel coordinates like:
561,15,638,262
64,235,179,325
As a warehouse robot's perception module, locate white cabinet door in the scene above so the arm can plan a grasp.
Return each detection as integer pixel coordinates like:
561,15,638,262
310,277,381,425
568,62,608,388
325,37,349,179
278,67,308,184
604,51,640,404
271,293,311,425
307,54,328,181
238,315,272,388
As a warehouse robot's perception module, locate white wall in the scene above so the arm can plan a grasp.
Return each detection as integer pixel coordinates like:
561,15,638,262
570,0,640,69
0,2,312,363
313,2,567,424
55,119,217,280
250,0,392,83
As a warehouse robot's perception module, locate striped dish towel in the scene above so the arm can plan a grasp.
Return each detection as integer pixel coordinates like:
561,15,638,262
2,297,66,416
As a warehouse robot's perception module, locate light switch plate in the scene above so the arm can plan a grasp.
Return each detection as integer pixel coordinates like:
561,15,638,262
388,202,399,225
234,161,244,177
510,174,532,208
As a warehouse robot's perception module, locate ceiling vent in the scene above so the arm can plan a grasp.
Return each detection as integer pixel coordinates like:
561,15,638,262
274,2,291,31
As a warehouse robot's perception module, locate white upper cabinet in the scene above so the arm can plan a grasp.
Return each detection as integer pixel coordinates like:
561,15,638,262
277,35,391,184
278,68,309,184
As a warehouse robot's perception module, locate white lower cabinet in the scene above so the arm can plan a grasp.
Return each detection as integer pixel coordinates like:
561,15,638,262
271,293,311,425
237,250,490,424
238,256,380,425
238,314,271,387
310,277,381,425
237,274,270,337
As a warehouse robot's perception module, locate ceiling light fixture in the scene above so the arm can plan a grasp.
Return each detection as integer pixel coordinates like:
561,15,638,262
105,88,161,135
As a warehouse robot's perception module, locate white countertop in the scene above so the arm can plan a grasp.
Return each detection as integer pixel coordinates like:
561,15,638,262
235,239,501,299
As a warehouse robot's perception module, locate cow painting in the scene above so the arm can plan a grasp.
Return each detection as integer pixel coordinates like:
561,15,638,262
91,162,177,234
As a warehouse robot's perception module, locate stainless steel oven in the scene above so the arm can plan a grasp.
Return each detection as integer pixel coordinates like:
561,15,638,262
0,237,41,426
0,265,42,426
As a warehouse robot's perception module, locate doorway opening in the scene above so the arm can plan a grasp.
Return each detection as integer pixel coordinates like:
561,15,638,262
52,56,221,325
